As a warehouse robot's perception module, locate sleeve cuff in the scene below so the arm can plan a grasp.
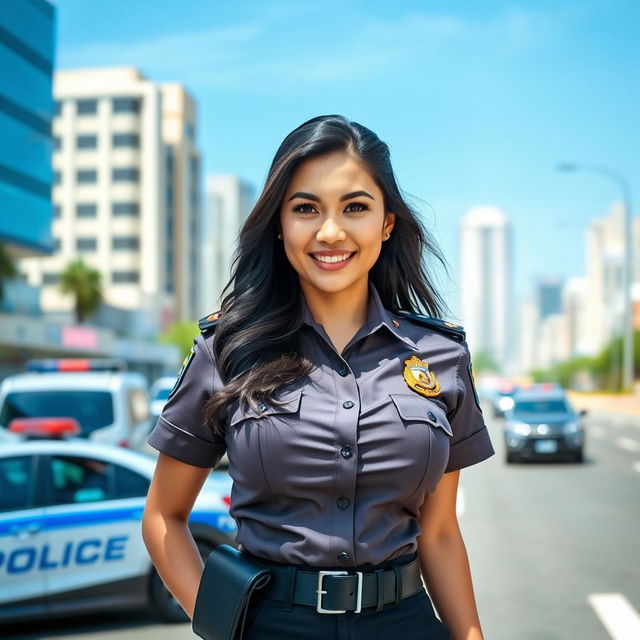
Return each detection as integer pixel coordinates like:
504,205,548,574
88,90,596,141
146,417,227,469
444,425,495,473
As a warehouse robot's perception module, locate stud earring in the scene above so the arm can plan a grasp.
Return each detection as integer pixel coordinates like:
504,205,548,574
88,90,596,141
385,232,391,239
277,233,283,240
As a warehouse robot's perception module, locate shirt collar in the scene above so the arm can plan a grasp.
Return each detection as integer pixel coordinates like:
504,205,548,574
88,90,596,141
299,280,418,351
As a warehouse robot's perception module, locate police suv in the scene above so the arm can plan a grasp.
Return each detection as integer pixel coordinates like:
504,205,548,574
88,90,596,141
0,417,237,625
0,359,152,452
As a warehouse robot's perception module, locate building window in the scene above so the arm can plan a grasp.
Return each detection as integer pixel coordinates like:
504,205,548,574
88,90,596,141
76,169,97,184
54,170,61,185
76,99,98,116
186,122,195,140
112,271,139,283
55,100,62,116
53,136,61,151
112,236,139,250
76,203,97,218
112,97,140,114
112,167,139,182
112,202,139,216
77,238,97,252
77,134,97,150
42,272,60,285
53,205,61,218
112,132,139,148
53,237,61,251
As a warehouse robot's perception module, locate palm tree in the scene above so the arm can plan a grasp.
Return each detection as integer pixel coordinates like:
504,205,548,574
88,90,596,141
59,258,103,323
0,243,18,304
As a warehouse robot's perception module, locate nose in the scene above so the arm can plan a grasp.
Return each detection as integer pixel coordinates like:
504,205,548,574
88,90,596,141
316,217,346,243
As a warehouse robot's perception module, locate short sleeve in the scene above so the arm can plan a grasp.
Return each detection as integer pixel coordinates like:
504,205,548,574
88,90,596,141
146,333,227,468
444,341,495,473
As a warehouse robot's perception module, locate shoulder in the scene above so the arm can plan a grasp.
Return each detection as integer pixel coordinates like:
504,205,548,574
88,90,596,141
394,309,466,343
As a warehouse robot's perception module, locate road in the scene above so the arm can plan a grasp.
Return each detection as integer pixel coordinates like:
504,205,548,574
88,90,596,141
3,402,639,639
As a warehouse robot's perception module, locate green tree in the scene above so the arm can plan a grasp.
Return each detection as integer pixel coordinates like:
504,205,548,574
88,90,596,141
159,320,200,359
0,243,18,303
59,258,103,323
473,349,500,373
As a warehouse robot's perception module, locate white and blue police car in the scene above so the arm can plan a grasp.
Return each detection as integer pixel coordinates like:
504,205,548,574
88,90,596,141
0,358,154,453
0,417,237,626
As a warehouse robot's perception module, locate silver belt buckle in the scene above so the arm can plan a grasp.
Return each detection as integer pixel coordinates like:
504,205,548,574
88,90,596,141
316,570,364,614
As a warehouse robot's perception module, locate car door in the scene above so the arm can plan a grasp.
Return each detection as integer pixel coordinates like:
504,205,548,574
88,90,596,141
41,453,149,611
0,454,48,618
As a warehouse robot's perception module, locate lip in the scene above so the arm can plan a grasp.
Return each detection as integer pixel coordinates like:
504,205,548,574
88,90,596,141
308,250,356,271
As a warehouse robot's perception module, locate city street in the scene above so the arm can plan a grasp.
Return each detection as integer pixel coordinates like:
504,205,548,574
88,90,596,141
2,400,639,640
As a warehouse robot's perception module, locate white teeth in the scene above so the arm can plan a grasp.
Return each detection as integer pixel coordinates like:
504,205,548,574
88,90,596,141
313,253,352,263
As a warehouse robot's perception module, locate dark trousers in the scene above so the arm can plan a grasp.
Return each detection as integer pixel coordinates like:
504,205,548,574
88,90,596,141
242,553,451,640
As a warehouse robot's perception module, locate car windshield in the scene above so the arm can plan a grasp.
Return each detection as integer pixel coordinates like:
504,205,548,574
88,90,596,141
513,399,570,414
1,391,114,435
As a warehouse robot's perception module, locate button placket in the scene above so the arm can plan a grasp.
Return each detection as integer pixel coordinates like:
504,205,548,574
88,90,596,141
331,362,359,566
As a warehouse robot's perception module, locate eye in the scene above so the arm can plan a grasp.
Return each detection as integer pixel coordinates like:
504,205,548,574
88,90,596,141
291,201,370,214
345,201,370,213
292,203,317,214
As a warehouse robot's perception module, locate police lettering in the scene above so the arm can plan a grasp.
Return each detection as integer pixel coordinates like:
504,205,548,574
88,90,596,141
0,535,128,575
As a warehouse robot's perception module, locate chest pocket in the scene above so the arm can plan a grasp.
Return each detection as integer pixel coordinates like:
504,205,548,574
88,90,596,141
389,393,453,437
228,388,303,427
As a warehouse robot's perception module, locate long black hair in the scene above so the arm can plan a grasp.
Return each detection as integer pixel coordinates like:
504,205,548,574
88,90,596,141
203,114,451,436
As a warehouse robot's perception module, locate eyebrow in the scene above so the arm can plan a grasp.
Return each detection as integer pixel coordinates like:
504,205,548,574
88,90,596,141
287,190,375,202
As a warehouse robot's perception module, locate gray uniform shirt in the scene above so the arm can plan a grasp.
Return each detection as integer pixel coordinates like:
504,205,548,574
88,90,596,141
146,281,495,567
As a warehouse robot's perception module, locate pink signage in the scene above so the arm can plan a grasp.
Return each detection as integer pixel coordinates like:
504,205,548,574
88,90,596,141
61,326,99,349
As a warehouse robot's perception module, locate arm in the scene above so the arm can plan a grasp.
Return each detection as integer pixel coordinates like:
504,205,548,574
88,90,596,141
142,452,212,619
416,469,485,640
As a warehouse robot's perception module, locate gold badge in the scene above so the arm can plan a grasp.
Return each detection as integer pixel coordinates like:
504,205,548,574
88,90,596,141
443,321,459,328
403,355,441,397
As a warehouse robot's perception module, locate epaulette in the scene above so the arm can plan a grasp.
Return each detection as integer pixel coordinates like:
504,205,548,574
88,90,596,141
395,310,466,342
198,310,221,336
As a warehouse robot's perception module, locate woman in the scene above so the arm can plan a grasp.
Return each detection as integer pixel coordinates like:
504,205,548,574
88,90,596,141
142,114,495,640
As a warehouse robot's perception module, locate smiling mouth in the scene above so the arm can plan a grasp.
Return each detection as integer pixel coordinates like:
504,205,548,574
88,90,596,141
309,251,357,264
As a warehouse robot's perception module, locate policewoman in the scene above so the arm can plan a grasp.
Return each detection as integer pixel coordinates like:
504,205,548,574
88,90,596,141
142,115,495,640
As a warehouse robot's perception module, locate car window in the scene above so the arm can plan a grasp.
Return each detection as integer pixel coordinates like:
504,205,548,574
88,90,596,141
0,456,34,512
113,464,150,498
514,399,569,414
49,455,114,505
1,390,114,435
153,387,172,401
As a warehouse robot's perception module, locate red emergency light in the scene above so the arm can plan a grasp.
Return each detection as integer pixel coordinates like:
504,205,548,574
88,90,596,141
25,358,126,372
8,417,81,438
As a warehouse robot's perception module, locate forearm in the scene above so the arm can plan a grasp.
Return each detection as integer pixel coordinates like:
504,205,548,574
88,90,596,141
418,529,485,640
141,512,203,619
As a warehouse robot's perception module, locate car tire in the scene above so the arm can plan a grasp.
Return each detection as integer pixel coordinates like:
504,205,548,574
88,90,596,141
150,539,216,623
505,451,518,464
574,449,584,463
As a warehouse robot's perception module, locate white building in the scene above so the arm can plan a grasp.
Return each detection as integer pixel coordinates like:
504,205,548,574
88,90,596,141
459,206,513,372
585,202,640,354
200,175,255,315
18,67,202,332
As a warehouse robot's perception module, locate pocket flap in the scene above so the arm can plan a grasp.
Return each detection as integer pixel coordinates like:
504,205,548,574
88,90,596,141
389,393,453,436
229,389,303,426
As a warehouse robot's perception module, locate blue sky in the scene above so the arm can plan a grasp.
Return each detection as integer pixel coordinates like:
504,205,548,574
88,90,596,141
52,0,639,319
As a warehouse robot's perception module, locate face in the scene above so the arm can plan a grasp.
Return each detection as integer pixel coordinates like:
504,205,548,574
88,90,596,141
278,150,395,297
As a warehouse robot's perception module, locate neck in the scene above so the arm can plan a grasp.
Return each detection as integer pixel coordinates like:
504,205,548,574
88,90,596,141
300,277,369,331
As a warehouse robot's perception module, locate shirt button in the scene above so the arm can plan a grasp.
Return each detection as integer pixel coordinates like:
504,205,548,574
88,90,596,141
343,400,354,409
338,364,349,376
427,411,438,422
257,402,267,411
337,551,350,563
337,497,350,510
340,445,353,459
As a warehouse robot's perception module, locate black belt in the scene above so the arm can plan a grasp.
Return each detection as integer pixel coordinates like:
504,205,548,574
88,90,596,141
259,556,424,614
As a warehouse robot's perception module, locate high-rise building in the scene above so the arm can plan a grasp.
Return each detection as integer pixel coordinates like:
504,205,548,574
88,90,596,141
585,202,640,354
18,67,202,329
536,276,563,321
459,206,513,371
200,175,255,314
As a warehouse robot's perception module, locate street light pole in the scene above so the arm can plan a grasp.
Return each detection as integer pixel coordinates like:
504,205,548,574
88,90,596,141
557,162,634,391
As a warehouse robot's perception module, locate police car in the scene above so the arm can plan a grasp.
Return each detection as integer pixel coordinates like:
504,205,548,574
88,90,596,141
0,359,152,452
0,418,237,626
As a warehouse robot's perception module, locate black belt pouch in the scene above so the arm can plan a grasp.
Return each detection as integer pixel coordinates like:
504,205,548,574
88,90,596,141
192,544,272,640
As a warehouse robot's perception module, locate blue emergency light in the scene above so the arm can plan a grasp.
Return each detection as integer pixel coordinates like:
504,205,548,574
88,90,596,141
25,358,126,372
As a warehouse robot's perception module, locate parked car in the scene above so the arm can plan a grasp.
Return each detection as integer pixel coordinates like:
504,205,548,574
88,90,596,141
149,375,178,422
0,359,152,452
0,417,236,626
503,387,586,463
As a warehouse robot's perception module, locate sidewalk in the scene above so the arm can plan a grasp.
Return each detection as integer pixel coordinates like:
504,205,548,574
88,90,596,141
566,391,640,417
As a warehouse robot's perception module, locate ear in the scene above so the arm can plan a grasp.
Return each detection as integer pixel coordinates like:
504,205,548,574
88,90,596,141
383,212,396,236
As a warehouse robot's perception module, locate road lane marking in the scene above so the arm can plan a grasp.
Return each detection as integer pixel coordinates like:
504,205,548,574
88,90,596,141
616,437,640,453
588,593,640,639
590,426,606,438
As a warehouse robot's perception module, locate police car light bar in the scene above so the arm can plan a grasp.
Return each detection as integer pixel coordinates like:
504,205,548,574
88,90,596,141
25,358,127,372
8,417,81,438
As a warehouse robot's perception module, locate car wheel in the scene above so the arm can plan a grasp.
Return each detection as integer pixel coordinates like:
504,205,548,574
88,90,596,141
505,451,518,464
150,539,216,623
574,449,584,463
